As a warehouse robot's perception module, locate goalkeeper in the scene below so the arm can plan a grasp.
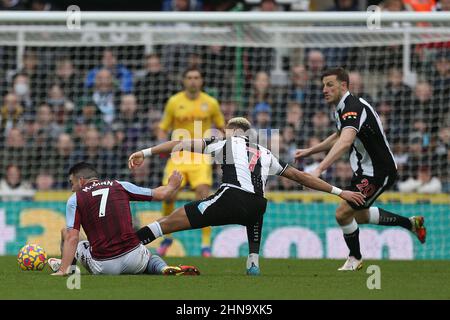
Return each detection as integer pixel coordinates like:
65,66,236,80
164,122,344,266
156,67,225,257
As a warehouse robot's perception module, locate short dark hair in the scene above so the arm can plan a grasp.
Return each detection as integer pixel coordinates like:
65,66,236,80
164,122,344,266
321,67,349,85
182,67,203,79
68,162,98,179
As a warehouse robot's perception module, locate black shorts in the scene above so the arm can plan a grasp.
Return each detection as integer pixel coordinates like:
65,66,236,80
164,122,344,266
184,186,267,229
345,172,398,210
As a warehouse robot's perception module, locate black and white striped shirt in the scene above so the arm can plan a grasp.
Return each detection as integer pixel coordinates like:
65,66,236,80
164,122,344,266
203,136,289,197
334,91,397,177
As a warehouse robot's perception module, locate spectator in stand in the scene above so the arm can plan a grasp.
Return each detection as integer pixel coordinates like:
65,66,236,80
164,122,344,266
161,0,203,11
310,109,334,141
333,160,353,188
306,50,326,86
49,133,74,189
220,99,237,124
301,136,332,182
29,0,54,10
1,127,34,181
85,48,133,94
437,0,450,10
99,130,124,179
247,71,275,119
303,50,327,115
412,81,441,135
135,54,173,113
435,125,450,192
0,0,27,10
327,0,359,11
285,102,306,146
13,51,46,105
11,73,33,115
348,71,374,105
428,51,450,120
112,94,143,156
401,133,429,181
54,57,83,102
0,93,23,136
46,83,74,128
202,46,234,99
70,127,102,170
253,102,272,131
398,165,442,193
80,69,120,127
377,67,413,143
289,64,309,106
0,164,33,201
35,103,63,142
34,170,55,191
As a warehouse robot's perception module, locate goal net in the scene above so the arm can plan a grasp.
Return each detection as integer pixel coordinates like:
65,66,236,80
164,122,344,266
0,12,448,259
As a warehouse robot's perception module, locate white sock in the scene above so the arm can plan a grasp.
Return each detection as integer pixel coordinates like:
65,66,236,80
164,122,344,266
341,219,358,234
369,207,380,225
148,222,163,239
247,253,259,269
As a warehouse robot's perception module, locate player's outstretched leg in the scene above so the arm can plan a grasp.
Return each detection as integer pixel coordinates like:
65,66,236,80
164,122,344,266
364,207,426,244
136,206,193,245
336,203,363,271
245,215,264,276
146,253,200,276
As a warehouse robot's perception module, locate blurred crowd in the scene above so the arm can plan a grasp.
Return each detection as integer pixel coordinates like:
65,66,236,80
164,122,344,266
0,0,448,200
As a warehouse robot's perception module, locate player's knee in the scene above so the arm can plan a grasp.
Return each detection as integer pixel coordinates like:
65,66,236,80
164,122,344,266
335,205,353,224
60,228,67,239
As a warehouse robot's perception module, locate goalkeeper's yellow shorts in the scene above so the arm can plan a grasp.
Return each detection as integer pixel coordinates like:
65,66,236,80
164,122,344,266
162,157,212,190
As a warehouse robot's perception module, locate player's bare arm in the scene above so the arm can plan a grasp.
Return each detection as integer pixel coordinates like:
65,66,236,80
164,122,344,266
51,228,79,276
151,171,183,200
311,128,356,177
295,132,339,161
281,165,365,206
128,139,205,169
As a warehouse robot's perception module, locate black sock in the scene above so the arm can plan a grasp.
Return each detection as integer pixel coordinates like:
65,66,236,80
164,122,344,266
247,216,264,255
378,208,412,230
136,226,156,245
343,228,362,260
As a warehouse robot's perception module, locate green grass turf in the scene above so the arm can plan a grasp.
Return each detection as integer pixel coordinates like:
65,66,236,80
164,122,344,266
1,256,450,300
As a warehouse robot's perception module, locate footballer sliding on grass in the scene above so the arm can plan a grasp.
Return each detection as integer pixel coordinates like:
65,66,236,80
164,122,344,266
49,162,200,276
129,117,365,276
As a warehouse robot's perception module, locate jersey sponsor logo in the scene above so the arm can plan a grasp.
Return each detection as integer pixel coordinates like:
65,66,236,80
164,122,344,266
342,111,358,120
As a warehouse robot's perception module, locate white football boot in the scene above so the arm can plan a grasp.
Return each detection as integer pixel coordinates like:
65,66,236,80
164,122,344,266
48,258,62,272
338,256,363,271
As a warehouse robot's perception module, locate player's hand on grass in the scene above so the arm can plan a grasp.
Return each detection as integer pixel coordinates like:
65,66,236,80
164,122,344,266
168,170,183,189
294,148,311,162
339,190,365,206
128,151,144,169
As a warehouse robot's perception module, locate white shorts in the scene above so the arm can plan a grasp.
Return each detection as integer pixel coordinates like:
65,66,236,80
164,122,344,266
75,241,150,275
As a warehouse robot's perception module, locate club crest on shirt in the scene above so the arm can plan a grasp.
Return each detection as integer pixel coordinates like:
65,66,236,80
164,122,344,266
342,111,358,120
201,103,208,112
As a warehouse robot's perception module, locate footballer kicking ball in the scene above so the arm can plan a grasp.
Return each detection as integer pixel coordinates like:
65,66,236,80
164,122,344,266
17,244,48,271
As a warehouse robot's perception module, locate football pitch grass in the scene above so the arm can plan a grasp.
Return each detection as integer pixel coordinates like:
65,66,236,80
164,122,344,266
1,256,450,300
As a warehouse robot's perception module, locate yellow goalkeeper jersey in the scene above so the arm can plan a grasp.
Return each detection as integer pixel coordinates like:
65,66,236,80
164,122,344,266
159,91,225,140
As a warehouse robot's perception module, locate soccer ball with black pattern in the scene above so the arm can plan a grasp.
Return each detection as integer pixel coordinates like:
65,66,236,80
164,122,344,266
17,244,48,271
